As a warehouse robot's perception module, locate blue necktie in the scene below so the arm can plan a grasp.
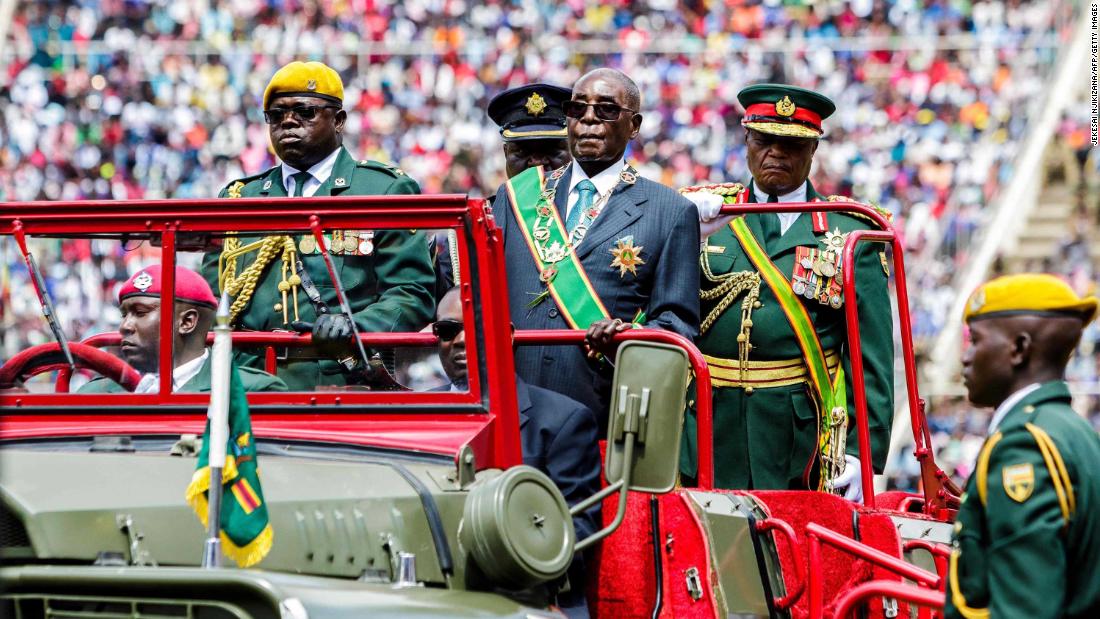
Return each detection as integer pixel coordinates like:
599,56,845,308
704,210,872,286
290,171,312,197
567,179,597,232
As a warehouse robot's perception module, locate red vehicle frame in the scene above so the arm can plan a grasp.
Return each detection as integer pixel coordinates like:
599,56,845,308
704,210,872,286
0,196,958,512
1,196,962,617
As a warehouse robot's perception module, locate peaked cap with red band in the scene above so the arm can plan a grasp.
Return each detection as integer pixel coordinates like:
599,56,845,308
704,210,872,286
739,83,836,139
119,265,218,309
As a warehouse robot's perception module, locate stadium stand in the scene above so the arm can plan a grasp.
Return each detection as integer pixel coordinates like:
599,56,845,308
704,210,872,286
1,0,1095,490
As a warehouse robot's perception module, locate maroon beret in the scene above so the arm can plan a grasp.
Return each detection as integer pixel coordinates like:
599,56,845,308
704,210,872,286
119,265,218,309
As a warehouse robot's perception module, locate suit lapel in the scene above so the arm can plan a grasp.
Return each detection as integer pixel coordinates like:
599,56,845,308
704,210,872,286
317,147,354,196
575,180,645,260
258,166,287,197
515,377,533,430
769,206,818,258
179,354,213,393
740,179,770,252
553,167,571,221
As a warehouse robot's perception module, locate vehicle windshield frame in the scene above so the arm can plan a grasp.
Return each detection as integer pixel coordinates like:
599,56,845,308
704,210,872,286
0,196,524,469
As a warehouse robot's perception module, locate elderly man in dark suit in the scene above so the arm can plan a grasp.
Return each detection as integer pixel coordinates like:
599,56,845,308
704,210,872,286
433,287,600,617
493,68,700,425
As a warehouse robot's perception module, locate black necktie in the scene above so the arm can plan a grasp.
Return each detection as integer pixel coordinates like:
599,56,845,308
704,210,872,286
760,193,781,250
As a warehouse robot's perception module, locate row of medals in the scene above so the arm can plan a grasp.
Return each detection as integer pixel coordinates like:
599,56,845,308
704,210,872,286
793,249,843,308
298,230,375,256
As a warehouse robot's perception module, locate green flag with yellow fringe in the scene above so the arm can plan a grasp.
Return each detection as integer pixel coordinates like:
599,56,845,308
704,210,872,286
185,360,273,567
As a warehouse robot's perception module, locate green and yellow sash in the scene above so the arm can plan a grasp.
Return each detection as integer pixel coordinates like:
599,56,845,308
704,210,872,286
730,217,846,484
506,166,610,329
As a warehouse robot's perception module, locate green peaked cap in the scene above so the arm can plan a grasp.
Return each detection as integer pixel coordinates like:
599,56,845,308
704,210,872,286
738,83,836,138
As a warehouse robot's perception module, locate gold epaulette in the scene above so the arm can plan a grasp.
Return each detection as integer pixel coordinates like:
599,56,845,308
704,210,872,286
680,182,746,204
824,195,894,228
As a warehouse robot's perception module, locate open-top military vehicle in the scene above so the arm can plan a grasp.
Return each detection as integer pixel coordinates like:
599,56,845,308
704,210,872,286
1,195,957,618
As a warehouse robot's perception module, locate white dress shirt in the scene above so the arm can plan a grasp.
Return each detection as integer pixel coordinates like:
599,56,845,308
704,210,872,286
566,158,628,223
134,349,210,394
753,181,808,236
281,147,341,197
988,382,1041,434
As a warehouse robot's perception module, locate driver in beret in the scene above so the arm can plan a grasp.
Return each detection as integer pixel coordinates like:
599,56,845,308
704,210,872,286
79,265,286,393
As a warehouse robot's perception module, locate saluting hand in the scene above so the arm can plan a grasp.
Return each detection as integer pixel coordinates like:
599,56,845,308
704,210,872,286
584,318,633,362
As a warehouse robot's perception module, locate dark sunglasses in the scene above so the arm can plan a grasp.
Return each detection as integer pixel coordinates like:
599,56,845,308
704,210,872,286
562,100,637,121
263,105,341,124
432,319,464,342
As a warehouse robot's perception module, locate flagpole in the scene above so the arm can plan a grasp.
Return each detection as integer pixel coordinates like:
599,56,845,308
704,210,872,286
202,292,232,568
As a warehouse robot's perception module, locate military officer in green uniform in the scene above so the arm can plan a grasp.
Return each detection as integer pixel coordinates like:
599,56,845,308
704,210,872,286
946,274,1100,619
679,84,894,496
79,265,286,393
434,83,574,297
488,83,572,181
202,61,436,390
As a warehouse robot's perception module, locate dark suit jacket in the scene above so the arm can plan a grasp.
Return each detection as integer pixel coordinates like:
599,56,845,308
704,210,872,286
441,376,600,616
494,167,700,422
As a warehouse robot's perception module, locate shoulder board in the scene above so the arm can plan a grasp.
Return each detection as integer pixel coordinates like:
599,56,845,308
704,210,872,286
222,170,270,198
680,182,746,203
357,159,406,178
822,195,893,229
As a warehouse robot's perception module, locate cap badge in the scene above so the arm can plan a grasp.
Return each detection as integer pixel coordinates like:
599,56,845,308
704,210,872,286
525,92,548,117
776,95,796,117
133,272,154,292
306,79,317,91
968,288,986,314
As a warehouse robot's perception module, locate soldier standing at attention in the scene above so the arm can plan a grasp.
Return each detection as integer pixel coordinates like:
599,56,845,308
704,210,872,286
435,84,573,297
679,84,893,497
203,61,436,390
947,274,1100,619
488,84,573,181
493,68,700,426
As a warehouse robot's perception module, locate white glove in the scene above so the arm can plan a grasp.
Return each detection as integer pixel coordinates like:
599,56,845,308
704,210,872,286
826,455,863,502
683,191,734,238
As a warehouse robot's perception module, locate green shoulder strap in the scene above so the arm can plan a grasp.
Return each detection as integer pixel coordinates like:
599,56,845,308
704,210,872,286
730,216,846,439
505,167,610,329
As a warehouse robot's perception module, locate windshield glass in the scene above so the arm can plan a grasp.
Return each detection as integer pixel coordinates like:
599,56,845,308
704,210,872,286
0,225,473,399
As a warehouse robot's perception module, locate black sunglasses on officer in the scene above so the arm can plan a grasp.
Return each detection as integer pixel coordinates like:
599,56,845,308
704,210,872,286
263,104,342,124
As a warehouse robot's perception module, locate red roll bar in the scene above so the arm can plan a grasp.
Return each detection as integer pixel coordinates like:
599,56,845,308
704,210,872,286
514,328,714,489
833,581,945,618
718,201,959,514
805,522,941,617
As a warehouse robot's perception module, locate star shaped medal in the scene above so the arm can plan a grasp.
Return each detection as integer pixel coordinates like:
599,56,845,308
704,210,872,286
610,237,645,277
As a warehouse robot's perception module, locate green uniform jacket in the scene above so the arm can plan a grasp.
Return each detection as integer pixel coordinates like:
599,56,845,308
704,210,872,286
946,381,1100,619
76,354,287,393
681,180,894,489
201,146,436,390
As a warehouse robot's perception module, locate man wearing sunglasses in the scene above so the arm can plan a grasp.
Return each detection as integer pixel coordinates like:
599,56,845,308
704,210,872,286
493,68,700,428
678,84,893,499
203,61,436,391
433,287,600,618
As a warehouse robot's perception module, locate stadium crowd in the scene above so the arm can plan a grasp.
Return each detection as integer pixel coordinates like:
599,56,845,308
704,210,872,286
1,0,1096,489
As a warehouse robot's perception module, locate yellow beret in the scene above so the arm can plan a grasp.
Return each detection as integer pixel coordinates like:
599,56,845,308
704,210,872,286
263,61,344,110
964,273,1098,323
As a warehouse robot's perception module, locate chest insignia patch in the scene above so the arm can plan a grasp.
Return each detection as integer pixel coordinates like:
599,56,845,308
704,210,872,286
1002,463,1035,503
610,236,645,278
